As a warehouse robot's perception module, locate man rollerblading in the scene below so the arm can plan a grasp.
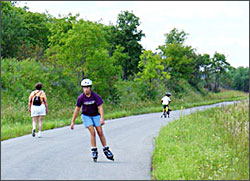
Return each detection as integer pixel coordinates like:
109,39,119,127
103,146,114,161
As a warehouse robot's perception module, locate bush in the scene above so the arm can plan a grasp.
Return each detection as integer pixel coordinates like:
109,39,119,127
1,58,79,103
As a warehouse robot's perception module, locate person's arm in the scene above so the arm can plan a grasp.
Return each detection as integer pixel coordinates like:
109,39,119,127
28,99,32,112
28,93,33,112
70,106,81,130
98,104,104,125
44,99,48,114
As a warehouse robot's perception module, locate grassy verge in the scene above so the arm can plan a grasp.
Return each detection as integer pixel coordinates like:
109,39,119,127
1,90,248,141
151,99,249,180
104,90,248,119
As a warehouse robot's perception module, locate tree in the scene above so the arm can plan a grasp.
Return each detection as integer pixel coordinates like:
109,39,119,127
211,52,230,92
20,11,51,61
158,28,194,74
1,1,52,61
200,53,213,92
231,67,249,92
164,28,189,44
136,50,170,99
112,10,145,80
1,1,28,58
158,42,195,92
45,13,78,65
46,19,122,100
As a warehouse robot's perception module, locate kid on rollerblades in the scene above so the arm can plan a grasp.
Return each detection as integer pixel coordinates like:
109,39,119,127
161,92,171,118
70,78,114,162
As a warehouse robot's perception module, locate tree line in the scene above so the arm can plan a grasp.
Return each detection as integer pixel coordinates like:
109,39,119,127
1,1,249,103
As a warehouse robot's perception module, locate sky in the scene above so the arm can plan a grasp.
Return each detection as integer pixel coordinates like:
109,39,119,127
16,1,249,68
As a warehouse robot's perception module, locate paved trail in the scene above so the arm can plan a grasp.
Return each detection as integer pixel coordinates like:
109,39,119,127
1,101,238,180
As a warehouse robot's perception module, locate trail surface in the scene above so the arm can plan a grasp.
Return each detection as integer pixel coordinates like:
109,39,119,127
1,101,238,180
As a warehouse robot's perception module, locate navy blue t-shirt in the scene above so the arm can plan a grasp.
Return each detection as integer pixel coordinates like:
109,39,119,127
75,91,103,116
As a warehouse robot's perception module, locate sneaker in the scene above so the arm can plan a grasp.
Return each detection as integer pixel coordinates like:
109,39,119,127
38,131,41,138
32,129,36,137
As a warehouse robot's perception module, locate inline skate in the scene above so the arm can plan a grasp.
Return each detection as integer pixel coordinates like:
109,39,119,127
103,146,114,161
91,147,98,162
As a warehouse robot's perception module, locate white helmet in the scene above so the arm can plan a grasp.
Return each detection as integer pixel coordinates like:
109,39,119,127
81,78,92,87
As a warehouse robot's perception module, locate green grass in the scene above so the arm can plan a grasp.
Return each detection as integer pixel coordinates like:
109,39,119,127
151,99,249,180
1,90,248,140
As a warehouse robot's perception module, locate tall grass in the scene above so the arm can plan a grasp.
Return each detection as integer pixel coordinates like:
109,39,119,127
152,99,249,180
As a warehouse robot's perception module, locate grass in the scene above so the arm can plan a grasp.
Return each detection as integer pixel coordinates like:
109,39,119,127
151,99,249,180
1,90,248,141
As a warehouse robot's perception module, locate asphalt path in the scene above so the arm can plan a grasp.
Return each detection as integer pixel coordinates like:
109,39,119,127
1,101,238,180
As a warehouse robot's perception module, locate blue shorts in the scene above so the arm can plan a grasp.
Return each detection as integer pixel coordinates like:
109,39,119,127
81,114,101,128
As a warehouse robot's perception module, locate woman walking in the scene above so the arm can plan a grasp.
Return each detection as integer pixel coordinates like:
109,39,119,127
28,82,48,138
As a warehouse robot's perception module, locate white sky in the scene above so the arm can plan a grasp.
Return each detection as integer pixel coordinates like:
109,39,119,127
16,1,249,68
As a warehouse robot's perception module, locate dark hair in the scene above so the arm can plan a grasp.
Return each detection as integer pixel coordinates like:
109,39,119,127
35,82,42,90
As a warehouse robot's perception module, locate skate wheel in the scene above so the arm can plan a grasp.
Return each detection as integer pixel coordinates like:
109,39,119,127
93,158,97,162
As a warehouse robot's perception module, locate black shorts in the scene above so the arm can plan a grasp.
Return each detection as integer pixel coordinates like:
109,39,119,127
163,105,168,109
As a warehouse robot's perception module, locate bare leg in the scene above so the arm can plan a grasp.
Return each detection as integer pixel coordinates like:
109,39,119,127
38,116,43,131
32,116,38,130
87,126,96,147
95,126,107,147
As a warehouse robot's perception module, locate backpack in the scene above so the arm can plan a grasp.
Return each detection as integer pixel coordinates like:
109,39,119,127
33,91,42,106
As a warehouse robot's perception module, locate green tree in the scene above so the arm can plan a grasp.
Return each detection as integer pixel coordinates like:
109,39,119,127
45,13,78,65
186,51,204,91
20,11,51,61
47,19,122,100
136,50,170,99
1,1,27,58
112,10,145,80
211,52,231,92
164,28,189,44
1,1,52,61
158,42,195,92
200,53,213,92
231,67,249,92
158,28,195,91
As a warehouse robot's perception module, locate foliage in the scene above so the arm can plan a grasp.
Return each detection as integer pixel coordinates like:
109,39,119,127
158,43,196,92
1,1,51,61
164,28,189,44
45,13,78,64
1,58,78,103
230,67,249,92
2,1,243,95
200,53,213,91
112,10,145,80
211,52,231,92
136,50,170,99
46,18,122,100
1,1,27,58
